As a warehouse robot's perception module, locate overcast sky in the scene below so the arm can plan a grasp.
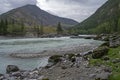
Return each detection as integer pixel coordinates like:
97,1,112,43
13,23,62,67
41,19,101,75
0,0,107,22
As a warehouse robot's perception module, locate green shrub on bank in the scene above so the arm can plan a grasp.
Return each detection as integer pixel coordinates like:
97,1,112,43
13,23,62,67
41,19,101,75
90,46,120,80
109,73,120,80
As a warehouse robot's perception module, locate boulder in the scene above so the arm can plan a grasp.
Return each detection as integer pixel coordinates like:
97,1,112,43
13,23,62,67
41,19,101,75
12,71,21,77
0,74,4,80
92,46,109,59
6,65,20,73
103,67,112,73
112,58,120,64
95,72,111,80
45,62,54,68
100,42,109,47
48,55,62,64
102,56,110,61
109,35,120,48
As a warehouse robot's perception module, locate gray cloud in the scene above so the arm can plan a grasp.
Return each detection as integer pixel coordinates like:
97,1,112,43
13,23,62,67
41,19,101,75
0,0,36,14
37,0,107,22
0,0,107,22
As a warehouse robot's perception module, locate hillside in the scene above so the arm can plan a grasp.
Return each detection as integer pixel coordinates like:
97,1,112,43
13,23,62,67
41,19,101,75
0,4,78,27
73,0,120,34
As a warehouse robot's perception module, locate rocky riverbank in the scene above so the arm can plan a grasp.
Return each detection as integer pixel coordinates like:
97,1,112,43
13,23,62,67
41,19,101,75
1,34,119,80
0,53,112,80
0,44,113,80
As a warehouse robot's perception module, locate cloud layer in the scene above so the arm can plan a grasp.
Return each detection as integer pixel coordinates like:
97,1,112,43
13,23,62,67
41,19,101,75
37,0,107,22
0,0,36,14
0,0,107,22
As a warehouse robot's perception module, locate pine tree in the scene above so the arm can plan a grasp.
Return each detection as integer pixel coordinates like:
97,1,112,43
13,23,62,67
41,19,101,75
40,22,43,35
3,19,8,35
21,20,25,33
0,19,4,34
0,20,1,34
57,22,63,34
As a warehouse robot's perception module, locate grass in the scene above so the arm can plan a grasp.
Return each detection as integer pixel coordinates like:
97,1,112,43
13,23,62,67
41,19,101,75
89,46,120,80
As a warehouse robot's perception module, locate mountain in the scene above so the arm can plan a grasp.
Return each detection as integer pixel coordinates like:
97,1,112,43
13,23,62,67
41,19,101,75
73,0,120,34
0,4,78,27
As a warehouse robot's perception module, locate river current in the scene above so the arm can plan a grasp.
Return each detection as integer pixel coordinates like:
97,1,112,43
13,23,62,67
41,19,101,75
0,37,103,73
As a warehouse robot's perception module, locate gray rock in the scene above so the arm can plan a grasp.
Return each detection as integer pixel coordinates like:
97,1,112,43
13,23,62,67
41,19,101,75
112,58,120,64
89,74,96,78
12,71,21,77
103,67,112,73
6,65,20,73
0,74,4,80
95,72,111,80
4,74,10,78
22,71,29,77
8,76,16,80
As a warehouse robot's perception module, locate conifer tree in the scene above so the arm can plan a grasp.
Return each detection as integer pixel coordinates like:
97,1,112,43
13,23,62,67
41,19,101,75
57,22,63,34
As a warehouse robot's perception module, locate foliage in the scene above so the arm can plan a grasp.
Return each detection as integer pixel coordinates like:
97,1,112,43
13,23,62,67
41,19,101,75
0,19,26,36
0,19,8,35
72,0,120,34
89,46,120,80
57,22,63,34
43,26,56,34
109,73,120,80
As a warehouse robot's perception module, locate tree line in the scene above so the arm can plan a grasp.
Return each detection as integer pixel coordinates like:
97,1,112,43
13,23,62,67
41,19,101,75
0,19,26,36
0,19,64,36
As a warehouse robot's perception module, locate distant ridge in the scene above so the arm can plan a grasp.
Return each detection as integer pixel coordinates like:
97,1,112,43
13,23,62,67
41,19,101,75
0,4,78,27
74,0,120,34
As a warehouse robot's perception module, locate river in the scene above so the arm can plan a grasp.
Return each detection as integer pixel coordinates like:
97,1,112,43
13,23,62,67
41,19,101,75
0,37,103,73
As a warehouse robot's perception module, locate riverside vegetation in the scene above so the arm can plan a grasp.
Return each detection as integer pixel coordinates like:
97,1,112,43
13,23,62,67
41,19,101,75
89,33,120,80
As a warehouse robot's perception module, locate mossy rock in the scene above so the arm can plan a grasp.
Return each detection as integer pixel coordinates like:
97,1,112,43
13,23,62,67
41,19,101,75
67,54,75,61
49,55,62,64
92,46,109,59
100,42,109,47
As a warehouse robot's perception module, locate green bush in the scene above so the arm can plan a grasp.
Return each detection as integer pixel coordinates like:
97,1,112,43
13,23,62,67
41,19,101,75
109,73,120,80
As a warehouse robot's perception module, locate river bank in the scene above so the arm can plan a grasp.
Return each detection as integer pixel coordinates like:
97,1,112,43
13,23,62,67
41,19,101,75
0,51,111,80
10,43,99,58
0,36,110,80
0,46,112,80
